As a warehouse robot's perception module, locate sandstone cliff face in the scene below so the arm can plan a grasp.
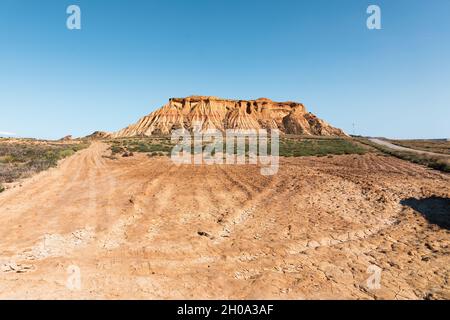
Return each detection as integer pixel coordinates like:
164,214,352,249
111,96,346,137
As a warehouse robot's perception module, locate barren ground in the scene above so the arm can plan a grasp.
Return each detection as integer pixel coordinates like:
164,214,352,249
0,142,448,299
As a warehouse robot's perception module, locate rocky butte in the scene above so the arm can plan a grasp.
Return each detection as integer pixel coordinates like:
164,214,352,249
105,96,346,138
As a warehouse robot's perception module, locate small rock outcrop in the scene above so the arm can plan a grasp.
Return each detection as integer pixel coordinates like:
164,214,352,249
59,135,73,141
86,131,112,140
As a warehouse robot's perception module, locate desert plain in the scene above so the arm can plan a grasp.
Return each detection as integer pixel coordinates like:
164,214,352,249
0,139,448,299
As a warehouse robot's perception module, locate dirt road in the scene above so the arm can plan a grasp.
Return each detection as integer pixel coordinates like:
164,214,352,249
0,142,449,299
369,138,450,157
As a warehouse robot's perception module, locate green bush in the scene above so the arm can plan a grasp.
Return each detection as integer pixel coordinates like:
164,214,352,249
58,149,75,158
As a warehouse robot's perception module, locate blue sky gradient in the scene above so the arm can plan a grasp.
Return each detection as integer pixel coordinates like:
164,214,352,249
0,0,449,139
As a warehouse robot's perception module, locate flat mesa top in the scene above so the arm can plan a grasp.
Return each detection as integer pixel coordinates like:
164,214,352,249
169,96,301,106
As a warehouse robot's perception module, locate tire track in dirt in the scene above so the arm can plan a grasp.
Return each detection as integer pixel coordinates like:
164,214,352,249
0,147,449,299
97,158,178,250
207,155,433,264
211,165,279,242
0,143,114,263
0,145,103,249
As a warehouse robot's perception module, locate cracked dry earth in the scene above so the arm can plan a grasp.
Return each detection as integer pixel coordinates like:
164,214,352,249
0,142,448,299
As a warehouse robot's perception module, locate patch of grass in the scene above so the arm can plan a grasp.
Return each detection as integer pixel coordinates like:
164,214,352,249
130,142,172,153
58,149,76,158
0,184,4,193
107,135,366,159
279,138,366,157
110,145,126,154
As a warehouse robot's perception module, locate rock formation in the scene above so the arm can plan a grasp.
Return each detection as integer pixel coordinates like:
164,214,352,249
59,135,73,141
86,131,112,140
108,96,346,138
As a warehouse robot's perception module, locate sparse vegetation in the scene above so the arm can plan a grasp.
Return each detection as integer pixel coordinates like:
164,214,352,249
388,139,450,155
0,139,90,185
279,137,366,157
108,137,173,157
356,138,450,173
107,135,367,158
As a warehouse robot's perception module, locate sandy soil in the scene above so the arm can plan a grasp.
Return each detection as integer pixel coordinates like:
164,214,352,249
0,142,448,299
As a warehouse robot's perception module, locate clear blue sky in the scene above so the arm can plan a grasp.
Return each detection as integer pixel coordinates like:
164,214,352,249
1,0,449,139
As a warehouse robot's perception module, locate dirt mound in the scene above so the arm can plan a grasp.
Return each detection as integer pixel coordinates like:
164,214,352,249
111,96,347,137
